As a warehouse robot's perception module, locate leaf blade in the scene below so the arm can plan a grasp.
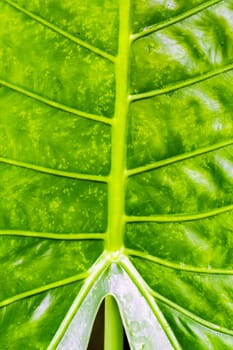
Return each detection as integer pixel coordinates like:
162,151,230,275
1,0,233,348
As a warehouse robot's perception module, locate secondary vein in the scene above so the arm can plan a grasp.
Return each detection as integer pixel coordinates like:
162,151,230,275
0,230,105,240
131,0,222,41
5,0,116,63
0,272,88,309
129,62,233,101
150,288,233,336
0,79,112,125
127,139,233,176
125,249,233,275
125,204,233,223
0,156,109,183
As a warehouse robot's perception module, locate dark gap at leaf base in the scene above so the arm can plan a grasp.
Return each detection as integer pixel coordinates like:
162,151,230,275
124,329,130,350
87,300,130,349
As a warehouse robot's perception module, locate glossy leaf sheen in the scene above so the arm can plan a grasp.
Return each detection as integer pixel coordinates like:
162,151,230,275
0,0,233,349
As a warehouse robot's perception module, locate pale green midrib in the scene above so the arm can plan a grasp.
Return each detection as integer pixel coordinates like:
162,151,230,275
0,156,109,183
0,271,88,309
105,0,131,252
125,249,233,275
126,204,233,223
127,139,233,176
0,230,105,240
0,79,112,125
131,0,221,41
48,254,110,350
5,0,116,63
120,257,182,350
129,62,233,101
149,287,233,336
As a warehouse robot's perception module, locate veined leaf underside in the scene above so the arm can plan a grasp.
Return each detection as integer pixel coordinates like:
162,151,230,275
0,0,233,349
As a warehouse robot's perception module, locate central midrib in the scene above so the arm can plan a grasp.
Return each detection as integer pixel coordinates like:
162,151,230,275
105,0,131,252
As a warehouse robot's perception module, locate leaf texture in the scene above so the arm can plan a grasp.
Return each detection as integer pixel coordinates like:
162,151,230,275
0,0,233,349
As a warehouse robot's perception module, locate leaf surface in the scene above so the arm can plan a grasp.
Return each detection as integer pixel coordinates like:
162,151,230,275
0,0,233,349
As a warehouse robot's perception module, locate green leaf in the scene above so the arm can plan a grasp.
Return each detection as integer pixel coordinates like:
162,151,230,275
0,0,233,348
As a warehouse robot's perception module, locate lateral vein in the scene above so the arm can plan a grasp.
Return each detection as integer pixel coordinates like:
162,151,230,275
0,79,112,125
0,156,109,183
150,288,233,336
5,0,116,63
130,62,233,101
125,204,233,223
0,272,88,309
131,0,222,41
125,249,233,275
0,230,106,240
127,139,233,176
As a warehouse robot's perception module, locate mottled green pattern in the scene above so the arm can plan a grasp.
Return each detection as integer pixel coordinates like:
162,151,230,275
127,73,233,168
125,213,233,268
131,2,233,94
0,166,107,232
0,2,115,117
158,302,233,350
12,0,119,55
126,147,233,215
0,282,84,349
0,88,111,175
0,237,103,300
1,0,233,349
131,0,209,32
